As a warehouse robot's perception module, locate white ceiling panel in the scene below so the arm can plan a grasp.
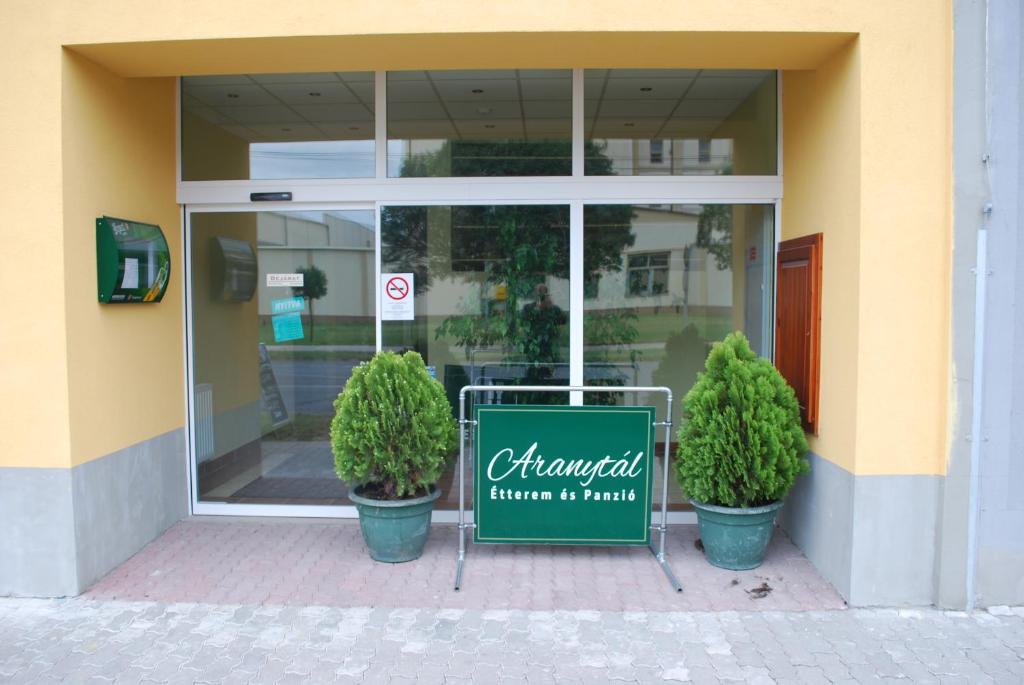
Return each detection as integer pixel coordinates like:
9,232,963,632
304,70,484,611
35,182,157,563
590,117,666,138
389,120,458,138
182,105,233,125
604,69,700,80
598,99,678,118
346,82,374,104
218,124,261,141
313,124,375,140
388,70,429,81
264,82,359,105
674,100,741,118
433,79,519,102
524,120,572,137
602,77,693,100
522,101,572,118
661,119,721,137
248,72,340,84
387,80,437,102
182,75,254,87
247,124,326,141
519,78,571,101
389,101,448,120
517,69,572,79
686,77,765,100
445,101,522,120
457,119,525,138
187,83,278,107
290,104,374,123
337,72,373,83
218,105,307,125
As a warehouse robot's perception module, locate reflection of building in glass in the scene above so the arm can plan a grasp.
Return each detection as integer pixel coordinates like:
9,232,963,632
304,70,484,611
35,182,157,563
255,212,376,324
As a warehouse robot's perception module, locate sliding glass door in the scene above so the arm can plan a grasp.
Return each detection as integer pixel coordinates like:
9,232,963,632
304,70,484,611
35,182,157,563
188,208,375,509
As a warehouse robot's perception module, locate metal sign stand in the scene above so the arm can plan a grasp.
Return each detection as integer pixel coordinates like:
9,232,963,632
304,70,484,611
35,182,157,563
454,384,683,593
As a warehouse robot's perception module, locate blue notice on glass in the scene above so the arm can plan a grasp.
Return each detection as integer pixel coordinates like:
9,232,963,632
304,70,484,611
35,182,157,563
271,296,305,315
272,312,304,342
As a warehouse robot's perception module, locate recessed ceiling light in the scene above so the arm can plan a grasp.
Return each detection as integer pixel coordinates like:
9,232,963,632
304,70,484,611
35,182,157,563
472,88,484,94
309,92,321,97
226,93,240,99
640,87,653,92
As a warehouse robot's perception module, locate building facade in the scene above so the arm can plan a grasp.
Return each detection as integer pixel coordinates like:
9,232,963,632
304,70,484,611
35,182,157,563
0,0,1020,608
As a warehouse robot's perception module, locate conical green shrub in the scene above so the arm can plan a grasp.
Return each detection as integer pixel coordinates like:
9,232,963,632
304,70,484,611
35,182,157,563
675,332,809,508
331,351,457,499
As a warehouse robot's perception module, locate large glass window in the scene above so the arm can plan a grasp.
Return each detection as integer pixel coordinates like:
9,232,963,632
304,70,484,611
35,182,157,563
582,202,775,427
585,70,777,176
189,209,375,505
381,204,570,508
181,73,374,181
387,70,572,177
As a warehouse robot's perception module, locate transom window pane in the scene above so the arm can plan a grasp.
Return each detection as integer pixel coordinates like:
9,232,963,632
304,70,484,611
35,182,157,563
181,72,375,181
387,70,572,177
585,69,778,176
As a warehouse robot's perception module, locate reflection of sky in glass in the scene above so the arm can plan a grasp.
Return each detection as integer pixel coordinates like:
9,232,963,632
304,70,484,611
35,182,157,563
250,141,374,179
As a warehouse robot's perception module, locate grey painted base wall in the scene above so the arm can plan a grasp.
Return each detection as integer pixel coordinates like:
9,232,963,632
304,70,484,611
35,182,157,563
780,452,941,607
0,428,187,597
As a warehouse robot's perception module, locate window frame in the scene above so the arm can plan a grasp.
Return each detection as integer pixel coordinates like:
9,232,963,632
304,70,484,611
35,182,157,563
177,69,784,522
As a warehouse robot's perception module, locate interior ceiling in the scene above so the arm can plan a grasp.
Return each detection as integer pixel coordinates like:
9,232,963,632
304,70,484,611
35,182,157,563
181,69,770,143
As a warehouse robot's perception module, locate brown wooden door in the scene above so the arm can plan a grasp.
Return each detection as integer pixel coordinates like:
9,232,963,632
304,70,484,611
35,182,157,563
775,234,822,434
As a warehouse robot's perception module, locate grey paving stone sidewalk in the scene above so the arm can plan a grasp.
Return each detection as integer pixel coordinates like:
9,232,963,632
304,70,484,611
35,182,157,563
1,599,1023,684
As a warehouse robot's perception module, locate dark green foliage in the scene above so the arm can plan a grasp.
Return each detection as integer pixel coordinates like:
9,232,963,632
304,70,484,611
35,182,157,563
696,204,734,271
675,332,809,508
292,265,328,341
331,351,458,500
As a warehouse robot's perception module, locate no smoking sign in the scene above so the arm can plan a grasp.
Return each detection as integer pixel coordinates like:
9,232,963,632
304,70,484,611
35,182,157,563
381,272,415,321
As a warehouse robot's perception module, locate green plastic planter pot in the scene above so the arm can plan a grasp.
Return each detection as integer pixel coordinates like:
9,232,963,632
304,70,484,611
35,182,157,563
690,499,784,570
349,485,441,563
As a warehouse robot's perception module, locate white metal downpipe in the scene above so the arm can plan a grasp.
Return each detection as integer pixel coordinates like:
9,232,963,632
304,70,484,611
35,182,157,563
964,0,995,613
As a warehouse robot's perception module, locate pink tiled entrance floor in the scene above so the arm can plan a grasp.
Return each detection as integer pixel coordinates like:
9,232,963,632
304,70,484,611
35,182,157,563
85,518,846,612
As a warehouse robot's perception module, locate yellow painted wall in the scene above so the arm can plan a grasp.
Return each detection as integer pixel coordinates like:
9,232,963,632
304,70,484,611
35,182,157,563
61,52,183,467
0,0,951,478
0,5,71,468
781,43,863,474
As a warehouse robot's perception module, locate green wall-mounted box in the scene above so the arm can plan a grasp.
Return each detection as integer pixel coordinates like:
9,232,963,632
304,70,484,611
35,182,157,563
96,216,171,303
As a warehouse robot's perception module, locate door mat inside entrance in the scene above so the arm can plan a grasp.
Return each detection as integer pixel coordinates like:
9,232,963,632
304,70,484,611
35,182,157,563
230,445,349,501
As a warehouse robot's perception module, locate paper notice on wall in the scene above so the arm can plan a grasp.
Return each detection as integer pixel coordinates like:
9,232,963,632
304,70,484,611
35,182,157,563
267,273,304,287
381,272,414,321
121,258,139,289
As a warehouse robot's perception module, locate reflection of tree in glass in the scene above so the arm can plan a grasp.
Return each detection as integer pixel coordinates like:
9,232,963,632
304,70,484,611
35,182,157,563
380,140,639,403
696,204,733,271
652,324,709,424
292,264,328,342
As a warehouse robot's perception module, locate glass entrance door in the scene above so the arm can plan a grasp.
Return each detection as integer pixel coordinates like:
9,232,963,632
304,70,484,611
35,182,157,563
379,204,571,509
188,208,375,509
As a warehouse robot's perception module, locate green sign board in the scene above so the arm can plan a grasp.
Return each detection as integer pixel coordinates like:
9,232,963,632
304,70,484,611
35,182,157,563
96,216,170,303
474,405,656,545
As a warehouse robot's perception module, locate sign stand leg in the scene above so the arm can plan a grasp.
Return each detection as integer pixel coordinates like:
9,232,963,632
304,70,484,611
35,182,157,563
454,390,467,591
651,396,683,592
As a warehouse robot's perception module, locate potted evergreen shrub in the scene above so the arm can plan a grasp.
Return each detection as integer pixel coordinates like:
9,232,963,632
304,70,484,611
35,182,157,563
331,351,457,562
675,332,809,570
